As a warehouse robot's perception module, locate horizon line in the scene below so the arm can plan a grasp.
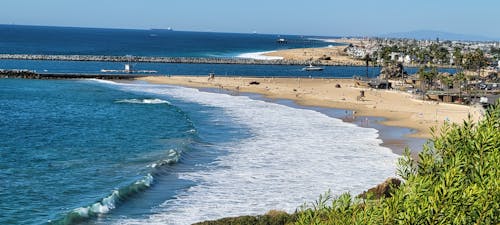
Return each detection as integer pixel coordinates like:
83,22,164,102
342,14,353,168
1,23,499,42
0,23,342,38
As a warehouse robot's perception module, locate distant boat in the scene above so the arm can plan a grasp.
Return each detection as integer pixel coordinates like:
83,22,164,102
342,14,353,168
276,38,287,44
302,64,324,71
150,27,174,32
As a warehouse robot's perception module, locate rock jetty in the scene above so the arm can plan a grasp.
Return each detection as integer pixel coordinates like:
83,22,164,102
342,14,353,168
0,54,334,66
0,70,144,80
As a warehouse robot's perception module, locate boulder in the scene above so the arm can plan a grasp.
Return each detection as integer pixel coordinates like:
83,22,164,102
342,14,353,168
357,177,402,199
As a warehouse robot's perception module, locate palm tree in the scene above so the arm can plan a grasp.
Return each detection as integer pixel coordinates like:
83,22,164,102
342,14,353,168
453,47,463,69
439,74,453,90
418,66,438,100
362,54,371,78
463,49,486,74
473,49,487,77
453,72,467,99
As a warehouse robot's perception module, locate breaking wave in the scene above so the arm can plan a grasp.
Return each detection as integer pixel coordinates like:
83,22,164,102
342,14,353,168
115,98,170,105
95,81,400,225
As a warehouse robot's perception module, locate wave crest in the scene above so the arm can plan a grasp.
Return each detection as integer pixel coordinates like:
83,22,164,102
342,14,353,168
115,98,170,105
52,148,184,224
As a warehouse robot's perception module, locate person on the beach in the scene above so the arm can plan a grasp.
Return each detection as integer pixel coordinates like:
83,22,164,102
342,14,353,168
208,73,215,81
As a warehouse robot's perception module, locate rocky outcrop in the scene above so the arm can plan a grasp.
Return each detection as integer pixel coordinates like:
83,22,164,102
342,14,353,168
357,178,402,199
0,70,143,80
0,70,40,79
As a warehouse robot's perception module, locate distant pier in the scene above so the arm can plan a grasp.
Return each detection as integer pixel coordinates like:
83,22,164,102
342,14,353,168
0,54,356,66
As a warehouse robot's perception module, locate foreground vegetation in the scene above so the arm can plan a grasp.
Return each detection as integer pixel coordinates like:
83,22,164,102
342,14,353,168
196,101,499,225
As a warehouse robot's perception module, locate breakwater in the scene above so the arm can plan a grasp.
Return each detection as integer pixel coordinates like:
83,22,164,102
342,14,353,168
0,70,145,80
0,54,355,66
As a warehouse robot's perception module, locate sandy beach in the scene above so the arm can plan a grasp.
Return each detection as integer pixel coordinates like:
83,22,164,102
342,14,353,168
139,76,483,139
264,38,366,66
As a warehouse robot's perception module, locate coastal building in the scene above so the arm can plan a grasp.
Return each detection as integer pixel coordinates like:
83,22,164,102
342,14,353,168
345,45,368,58
403,55,412,64
390,52,404,62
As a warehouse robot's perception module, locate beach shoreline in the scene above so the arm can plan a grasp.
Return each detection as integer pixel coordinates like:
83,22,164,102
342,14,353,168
138,76,483,140
204,88,427,155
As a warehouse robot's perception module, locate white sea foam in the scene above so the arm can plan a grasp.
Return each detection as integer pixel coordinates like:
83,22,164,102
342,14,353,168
236,51,284,60
307,37,342,43
115,98,170,105
97,81,399,225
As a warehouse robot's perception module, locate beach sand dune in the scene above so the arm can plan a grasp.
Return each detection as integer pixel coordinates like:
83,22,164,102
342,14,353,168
139,76,483,139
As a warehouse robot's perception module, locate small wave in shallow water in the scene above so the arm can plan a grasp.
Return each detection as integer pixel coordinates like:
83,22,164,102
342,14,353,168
115,98,171,105
59,174,154,224
52,146,185,225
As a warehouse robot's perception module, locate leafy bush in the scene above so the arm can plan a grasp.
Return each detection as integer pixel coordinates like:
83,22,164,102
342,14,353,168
193,210,297,225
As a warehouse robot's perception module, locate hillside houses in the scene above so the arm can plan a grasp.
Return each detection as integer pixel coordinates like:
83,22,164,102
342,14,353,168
344,38,500,68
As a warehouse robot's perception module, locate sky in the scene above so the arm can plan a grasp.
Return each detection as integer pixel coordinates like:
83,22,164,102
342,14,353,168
1,0,499,38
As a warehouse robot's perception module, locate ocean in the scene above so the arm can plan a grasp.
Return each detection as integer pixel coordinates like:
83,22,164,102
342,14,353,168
0,24,330,57
1,25,401,225
0,25,455,78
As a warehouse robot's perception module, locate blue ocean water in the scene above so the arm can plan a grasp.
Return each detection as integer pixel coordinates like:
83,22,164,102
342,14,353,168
0,78,248,224
1,77,404,225
2,25,414,225
0,25,329,57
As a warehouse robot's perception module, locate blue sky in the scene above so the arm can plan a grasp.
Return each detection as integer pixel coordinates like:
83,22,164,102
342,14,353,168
1,0,499,37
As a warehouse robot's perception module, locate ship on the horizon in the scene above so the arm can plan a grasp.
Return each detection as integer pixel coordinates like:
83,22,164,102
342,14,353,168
150,27,174,32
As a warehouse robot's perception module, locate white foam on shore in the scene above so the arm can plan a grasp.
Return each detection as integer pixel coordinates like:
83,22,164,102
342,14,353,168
96,81,399,225
236,51,284,60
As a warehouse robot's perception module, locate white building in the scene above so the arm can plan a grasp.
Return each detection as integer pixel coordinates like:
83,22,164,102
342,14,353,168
345,46,368,59
390,52,404,62
404,55,412,64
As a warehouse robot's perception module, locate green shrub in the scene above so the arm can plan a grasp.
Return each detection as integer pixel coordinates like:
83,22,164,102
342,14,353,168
193,211,297,225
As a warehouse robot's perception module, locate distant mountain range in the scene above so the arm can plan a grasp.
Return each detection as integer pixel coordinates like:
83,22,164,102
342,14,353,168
378,30,499,42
